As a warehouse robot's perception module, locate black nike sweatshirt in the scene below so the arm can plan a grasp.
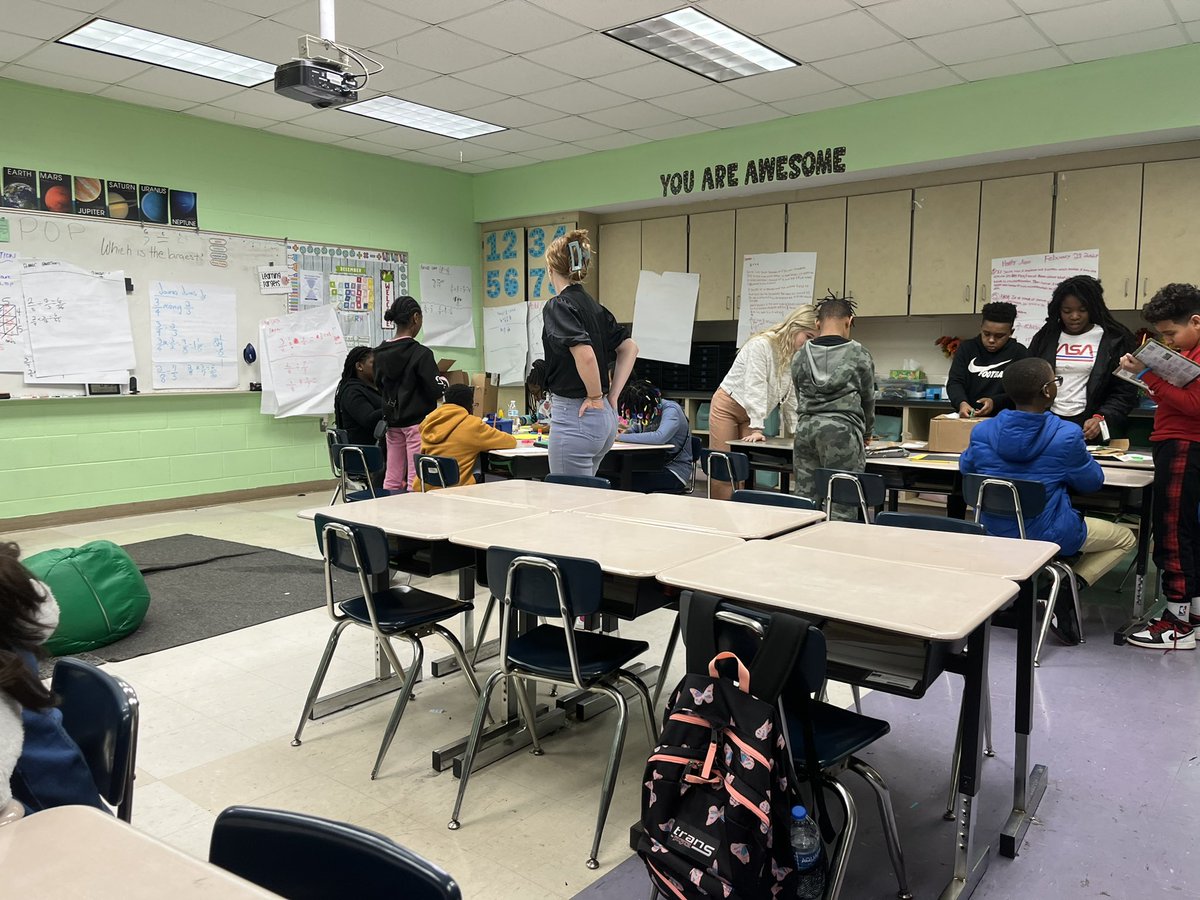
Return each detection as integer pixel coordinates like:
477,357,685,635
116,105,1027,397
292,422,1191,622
945,336,1028,412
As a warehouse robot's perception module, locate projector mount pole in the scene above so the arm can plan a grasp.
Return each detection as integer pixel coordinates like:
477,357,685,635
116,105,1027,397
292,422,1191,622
319,0,335,42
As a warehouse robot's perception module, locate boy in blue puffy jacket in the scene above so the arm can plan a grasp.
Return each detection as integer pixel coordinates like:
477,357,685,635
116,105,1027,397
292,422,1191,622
960,358,1135,641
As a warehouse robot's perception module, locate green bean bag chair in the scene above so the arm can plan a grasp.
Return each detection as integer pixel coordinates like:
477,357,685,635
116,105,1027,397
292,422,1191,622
24,541,150,655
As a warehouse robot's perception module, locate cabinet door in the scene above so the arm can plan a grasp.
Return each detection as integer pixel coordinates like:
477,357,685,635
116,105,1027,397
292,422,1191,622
976,174,1053,307
641,215,688,274
786,197,846,301
844,190,912,317
734,205,785,317
1053,164,1142,310
1139,158,1200,304
910,181,981,315
598,220,640,322
689,210,736,320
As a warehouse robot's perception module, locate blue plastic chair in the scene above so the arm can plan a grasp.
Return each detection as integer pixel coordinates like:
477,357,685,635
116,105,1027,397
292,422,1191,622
876,511,986,535
332,444,388,503
704,450,750,498
415,454,460,491
544,473,612,489
732,489,818,510
815,468,886,522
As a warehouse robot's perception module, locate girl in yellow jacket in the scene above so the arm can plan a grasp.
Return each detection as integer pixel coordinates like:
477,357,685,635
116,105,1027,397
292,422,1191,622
412,384,517,490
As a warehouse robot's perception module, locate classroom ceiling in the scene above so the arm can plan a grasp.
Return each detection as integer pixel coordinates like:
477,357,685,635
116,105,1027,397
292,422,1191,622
3,0,1198,174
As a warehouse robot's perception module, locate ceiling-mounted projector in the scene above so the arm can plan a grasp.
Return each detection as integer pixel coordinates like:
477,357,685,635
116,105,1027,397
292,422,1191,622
274,55,357,108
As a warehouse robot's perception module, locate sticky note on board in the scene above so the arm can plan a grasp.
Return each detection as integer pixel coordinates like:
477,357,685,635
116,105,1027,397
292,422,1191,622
0,217,8,242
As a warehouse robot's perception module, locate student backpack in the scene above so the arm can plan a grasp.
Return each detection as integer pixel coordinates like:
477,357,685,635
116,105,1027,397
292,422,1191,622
637,593,832,900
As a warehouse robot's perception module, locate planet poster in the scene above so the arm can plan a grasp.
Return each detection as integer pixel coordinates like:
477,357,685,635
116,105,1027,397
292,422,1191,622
168,188,197,228
38,171,72,214
138,184,168,224
73,176,107,217
106,180,139,221
1,167,37,209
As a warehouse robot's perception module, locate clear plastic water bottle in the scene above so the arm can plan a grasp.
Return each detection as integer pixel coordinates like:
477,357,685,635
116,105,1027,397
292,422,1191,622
507,400,520,420
790,805,825,899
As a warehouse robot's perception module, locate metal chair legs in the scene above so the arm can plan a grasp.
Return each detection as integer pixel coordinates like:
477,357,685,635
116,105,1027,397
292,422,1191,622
291,619,352,746
851,684,862,714
471,595,496,666
650,613,681,711
371,635,423,780
511,675,544,756
588,684,630,869
849,759,914,900
945,685,995,819
1058,560,1085,644
1034,564,1063,667
448,669,505,832
823,775,858,900
618,671,659,747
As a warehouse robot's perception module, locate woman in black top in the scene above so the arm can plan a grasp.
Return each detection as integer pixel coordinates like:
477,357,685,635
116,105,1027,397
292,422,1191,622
334,347,384,445
542,229,638,476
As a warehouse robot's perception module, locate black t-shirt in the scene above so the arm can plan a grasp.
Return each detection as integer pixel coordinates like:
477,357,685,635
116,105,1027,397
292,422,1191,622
542,284,629,398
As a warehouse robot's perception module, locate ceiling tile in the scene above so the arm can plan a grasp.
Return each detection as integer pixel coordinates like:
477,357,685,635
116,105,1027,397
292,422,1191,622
101,0,259,42
264,121,349,144
5,1,89,40
212,87,302,120
521,142,593,161
524,33,650,79
327,136,395,156
288,108,393,137
467,128,559,152
448,161,489,174
40,0,121,11
380,27,507,75
421,142,510,162
525,79,631,114
632,119,716,141
814,42,937,84
213,19,300,64
699,105,790,129
725,66,842,102
1031,0,1176,44
0,63,105,94
652,84,759,118
386,0,495,25
400,75,507,112
348,52,437,93
0,32,41,63
524,115,616,140
97,83,195,111
1173,0,1200,21
591,61,710,100
1187,20,1200,39
187,105,276,130
575,131,650,151
475,153,538,170
442,0,588,54
765,11,899,62
456,56,575,94
398,149,459,168
1062,23,1187,62
857,66,962,100
273,0,425,48
117,67,244,103
771,86,870,115
1009,0,1114,11
459,96,561,128
583,100,680,130
696,0,854,34
345,126,452,150
915,17,1050,65
20,42,150,82
211,0,299,15
952,46,1069,80
523,0,680,31
867,0,1019,39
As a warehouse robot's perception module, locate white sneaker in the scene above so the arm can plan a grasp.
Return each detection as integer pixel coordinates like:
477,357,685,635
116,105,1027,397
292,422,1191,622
1127,618,1196,651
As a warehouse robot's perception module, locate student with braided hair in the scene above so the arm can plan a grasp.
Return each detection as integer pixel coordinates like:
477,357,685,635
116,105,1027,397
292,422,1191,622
618,379,693,493
333,346,384,446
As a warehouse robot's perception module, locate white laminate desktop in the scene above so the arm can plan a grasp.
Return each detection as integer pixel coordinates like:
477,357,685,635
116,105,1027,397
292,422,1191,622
582,492,824,539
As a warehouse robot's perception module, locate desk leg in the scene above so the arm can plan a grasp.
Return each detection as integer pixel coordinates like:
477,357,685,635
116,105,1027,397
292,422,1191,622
432,566,500,678
618,455,634,491
1115,485,1157,645
887,487,899,513
940,620,992,900
1002,579,1047,859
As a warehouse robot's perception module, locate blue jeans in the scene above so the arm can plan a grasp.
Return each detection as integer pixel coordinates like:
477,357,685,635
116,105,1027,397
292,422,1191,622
630,470,687,494
548,396,618,477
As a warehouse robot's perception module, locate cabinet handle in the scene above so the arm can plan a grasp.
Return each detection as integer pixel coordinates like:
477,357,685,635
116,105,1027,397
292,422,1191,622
1143,277,1149,296
963,284,970,302
980,282,986,301
1124,277,1129,297
726,294,731,310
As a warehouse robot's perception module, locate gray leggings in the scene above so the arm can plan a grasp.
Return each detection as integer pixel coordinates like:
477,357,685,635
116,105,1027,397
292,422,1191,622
548,395,618,477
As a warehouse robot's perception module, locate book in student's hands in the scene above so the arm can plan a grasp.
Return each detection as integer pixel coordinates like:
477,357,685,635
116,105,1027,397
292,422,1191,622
1112,339,1200,389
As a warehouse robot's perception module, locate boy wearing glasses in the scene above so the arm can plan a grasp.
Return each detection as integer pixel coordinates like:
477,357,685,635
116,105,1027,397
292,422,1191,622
961,358,1136,643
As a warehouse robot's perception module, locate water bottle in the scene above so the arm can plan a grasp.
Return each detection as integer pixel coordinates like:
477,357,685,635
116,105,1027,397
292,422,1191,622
507,400,520,420
790,805,825,899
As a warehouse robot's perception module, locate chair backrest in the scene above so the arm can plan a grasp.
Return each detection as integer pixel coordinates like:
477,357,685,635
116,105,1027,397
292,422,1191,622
704,451,750,497
50,658,139,821
815,468,886,522
732,489,818,510
876,511,987,535
686,436,704,493
314,515,391,615
326,430,348,478
544,474,611,489
210,806,461,900
961,474,1047,540
335,444,385,478
415,455,460,491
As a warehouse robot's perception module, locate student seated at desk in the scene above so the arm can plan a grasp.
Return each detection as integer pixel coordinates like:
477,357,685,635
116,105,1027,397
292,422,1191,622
960,358,1136,643
412,384,517,490
617,379,693,493
525,359,552,429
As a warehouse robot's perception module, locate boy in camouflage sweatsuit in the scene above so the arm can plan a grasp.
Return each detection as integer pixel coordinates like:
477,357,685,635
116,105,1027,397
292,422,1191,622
791,298,876,520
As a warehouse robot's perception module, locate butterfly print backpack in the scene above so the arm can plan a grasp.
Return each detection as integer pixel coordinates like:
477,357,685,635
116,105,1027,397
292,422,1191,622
638,594,828,900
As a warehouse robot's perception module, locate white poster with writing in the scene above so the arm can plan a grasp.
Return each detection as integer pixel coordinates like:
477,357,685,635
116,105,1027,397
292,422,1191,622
419,264,475,348
21,260,135,376
484,303,528,386
526,298,547,369
149,282,238,390
632,271,700,365
257,265,292,295
259,304,345,417
736,252,817,346
0,259,28,374
991,249,1100,348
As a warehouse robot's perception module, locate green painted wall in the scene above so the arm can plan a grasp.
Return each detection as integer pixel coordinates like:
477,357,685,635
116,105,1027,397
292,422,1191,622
473,44,1200,222
0,77,478,520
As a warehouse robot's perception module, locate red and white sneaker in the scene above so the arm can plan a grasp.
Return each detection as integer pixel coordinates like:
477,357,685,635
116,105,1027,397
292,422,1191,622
1127,618,1196,651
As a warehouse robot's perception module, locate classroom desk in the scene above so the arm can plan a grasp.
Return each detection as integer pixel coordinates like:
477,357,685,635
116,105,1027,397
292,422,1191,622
776,521,1058,858
419,478,620,511
728,436,795,492
657,540,1018,900
581,491,825,539
0,806,279,898
483,441,674,489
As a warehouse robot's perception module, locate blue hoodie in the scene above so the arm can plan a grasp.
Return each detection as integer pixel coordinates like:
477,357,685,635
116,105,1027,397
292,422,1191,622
959,409,1103,555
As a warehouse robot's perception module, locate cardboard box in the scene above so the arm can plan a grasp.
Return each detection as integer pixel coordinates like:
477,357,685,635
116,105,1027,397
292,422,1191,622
927,415,984,453
437,358,469,387
471,372,500,418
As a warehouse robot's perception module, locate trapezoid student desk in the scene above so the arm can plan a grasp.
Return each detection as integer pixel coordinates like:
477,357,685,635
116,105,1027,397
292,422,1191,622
775,520,1058,860
656,540,1017,900
579,490,825,539
482,440,675,490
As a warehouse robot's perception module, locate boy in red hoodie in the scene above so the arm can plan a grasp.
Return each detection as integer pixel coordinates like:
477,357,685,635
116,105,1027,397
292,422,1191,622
1119,283,1200,650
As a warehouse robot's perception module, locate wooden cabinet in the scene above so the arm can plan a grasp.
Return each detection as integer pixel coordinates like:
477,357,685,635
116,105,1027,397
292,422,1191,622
689,210,736,320
641,215,687,274
786,197,846,301
734,205,785,317
844,190,911,317
1139,158,1200,304
1053,164,1142,310
910,181,981,315
598,220,640,322
976,174,1053,307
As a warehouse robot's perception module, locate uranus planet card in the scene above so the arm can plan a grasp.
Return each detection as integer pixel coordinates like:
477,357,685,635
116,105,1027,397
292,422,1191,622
169,188,197,228
138,184,168,224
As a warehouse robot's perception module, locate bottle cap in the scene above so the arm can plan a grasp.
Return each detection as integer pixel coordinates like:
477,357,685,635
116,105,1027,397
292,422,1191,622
791,805,806,819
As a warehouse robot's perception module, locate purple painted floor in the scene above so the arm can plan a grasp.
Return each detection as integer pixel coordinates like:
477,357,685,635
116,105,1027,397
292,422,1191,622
575,577,1200,899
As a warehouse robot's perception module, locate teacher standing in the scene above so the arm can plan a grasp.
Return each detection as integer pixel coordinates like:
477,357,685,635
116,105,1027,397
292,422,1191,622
542,229,639,477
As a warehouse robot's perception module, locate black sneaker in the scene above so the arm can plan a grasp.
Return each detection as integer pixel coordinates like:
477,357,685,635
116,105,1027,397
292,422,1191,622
1047,590,1082,646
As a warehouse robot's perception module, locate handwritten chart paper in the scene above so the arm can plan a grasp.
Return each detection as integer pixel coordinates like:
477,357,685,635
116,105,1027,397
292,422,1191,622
632,271,700,365
419,264,475,348
484,303,528,386
0,259,28,373
527,298,547,368
991,249,1099,347
22,261,134,376
149,282,238,390
736,252,817,346
259,304,345,417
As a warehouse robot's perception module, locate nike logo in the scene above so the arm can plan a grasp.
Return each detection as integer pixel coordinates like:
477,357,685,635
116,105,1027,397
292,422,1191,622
967,358,1014,376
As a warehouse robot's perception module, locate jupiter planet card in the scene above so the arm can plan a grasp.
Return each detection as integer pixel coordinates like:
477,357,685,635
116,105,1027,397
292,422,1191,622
106,180,139,221
38,171,71,214
73,176,107,217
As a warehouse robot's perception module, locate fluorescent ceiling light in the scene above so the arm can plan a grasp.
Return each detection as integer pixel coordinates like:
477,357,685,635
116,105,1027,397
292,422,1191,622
58,18,275,86
342,96,504,139
606,7,796,82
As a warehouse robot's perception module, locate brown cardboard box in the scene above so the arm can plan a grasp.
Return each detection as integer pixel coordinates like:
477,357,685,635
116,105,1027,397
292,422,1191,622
927,415,984,453
471,372,500,418
437,358,469,387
